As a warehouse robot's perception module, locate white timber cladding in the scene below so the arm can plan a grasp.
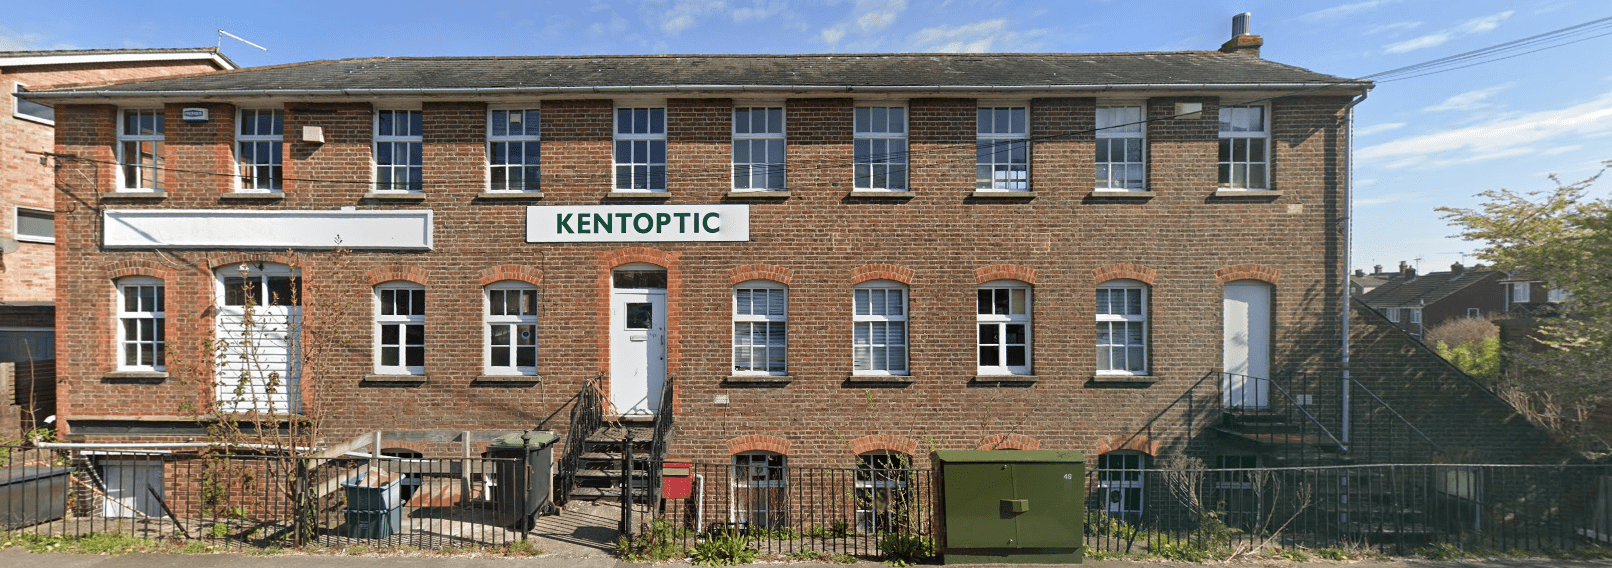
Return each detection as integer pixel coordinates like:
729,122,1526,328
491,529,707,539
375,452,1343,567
102,210,433,250
527,205,749,243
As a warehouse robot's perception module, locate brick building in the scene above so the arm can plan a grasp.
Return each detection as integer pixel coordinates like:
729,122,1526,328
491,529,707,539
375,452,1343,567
1355,261,1507,338
29,25,1566,520
1,48,235,363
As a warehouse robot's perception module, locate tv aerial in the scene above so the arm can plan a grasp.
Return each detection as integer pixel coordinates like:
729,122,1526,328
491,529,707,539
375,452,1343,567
217,30,269,53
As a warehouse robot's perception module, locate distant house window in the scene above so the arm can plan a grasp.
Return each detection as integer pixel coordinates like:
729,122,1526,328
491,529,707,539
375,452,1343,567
854,106,907,191
1467,308,1481,318
1386,308,1400,322
1409,308,1422,324
118,109,164,191
13,83,53,124
1512,282,1531,304
375,110,423,192
614,107,666,191
1547,287,1570,303
237,109,284,192
733,107,785,191
489,109,542,191
976,106,1028,191
14,207,53,243
1095,106,1145,190
1218,105,1268,190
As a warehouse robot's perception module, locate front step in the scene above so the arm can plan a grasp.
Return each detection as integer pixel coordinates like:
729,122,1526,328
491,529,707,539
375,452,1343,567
567,423,668,503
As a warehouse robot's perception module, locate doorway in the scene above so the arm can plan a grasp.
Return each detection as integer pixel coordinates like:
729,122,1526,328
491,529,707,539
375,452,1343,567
610,266,667,416
1222,280,1271,409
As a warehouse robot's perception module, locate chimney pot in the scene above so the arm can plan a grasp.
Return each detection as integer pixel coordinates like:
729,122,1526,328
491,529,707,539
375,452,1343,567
1451,262,1464,274
1374,264,1383,274
1220,13,1263,57
1354,269,1365,277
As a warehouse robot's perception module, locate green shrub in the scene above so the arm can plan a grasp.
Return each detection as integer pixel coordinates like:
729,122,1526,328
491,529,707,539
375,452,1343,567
1274,547,1309,562
805,520,853,538
877,534,934,566
616,519,690,562
1314,547,1349,561
1415,543,1466,560
691,531,757,566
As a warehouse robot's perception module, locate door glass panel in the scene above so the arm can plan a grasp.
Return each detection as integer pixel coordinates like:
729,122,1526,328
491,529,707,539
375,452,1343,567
626,302,653,329
613,270,667,289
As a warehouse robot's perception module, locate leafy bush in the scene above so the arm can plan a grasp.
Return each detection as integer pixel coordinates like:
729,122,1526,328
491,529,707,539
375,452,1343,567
616,519,689,562
1314,547,1349,561
691,531,757,566
1273,547,1309,562
804,520,853,538
877,534,934,566
1415,543,1467,560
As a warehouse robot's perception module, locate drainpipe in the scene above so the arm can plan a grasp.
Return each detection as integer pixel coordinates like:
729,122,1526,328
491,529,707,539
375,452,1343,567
1341,91,1368,447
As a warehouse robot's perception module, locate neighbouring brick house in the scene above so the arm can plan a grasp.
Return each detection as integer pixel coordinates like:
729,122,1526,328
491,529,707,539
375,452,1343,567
26,21,1569,524
1356,261,1507,338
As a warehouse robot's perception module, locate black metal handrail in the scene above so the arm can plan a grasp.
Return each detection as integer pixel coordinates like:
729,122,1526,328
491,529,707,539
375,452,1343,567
646,375,676,505
557,374,605,506
1221,371,1347,453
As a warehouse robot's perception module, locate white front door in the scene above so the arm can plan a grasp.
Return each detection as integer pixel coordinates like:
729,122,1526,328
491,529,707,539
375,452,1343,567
102,460,163,518
1223,281,1271,409
611,291,666,415
216,265,302,414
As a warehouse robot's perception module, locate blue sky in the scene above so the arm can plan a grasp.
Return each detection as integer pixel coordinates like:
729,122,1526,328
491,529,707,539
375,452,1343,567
6,0,1610,274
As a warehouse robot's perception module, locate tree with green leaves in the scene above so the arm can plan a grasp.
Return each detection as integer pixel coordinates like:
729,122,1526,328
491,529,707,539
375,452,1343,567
1438,160,1612,458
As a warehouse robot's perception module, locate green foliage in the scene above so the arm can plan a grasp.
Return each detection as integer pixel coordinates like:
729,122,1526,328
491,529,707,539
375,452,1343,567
208,523,229,538
2,533,167,555
497,538,541,557
690,531,758,566
1436,336,1502,383
787,547,822,560
826,553,858,564
1273,547,1309,562
1314,547,1349,561
804,520,853,538
616,519,689,562
876,534,933,566
1415,543,1467,560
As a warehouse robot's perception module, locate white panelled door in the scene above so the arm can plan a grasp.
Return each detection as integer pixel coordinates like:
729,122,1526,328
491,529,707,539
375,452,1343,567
610,290,666,416
1223,281,1271,409
102,460,163,518
216,264,302,414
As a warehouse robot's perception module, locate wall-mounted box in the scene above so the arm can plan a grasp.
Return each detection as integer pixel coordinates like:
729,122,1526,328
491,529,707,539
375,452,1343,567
932,450,1085,564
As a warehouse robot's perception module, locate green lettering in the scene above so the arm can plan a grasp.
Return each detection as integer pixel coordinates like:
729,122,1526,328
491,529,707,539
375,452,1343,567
616,212,632,230
634,213,653,233
703,212,721,233
655,213,672,233
577,213,592,233
674,212,692,232
593,213,612,233
556,213,574,233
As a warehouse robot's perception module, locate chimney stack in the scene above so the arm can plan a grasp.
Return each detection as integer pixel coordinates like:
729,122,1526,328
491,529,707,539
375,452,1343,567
1451,262,1464,274
1220,13,1263,57
1354,269,1365,277
1373,264,1383,274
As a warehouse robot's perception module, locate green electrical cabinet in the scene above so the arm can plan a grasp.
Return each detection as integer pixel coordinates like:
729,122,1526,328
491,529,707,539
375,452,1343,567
932,450,1085,564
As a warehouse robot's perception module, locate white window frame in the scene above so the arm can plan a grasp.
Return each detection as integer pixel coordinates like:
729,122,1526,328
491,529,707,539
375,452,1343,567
116,277,165,372
1097,451,1145,524
1467,307,1481,318
976,106,1028,191
236,109,284,193
731,452,787,528
853,280,909,375
613,106,667,192
733,281,787,375
484,282,538,376
855,451,912,534
1547,287,1570,303
732,106,786,191
117,109,164,192
1409,308,1423,324
488,108,542,192
1512,282,1532,304
1096,279,1148,376
14,206,53,244
1095,105,1146,191
13,82,53,125
1218,104,1269,190
375,282,426,375
977,281,1031,375
1386,307,1400,322
853,106,908,191
374,109,423,192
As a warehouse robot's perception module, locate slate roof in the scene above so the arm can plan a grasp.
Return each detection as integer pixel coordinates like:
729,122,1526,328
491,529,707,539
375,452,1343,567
24,52,1368,97
0,47,235,69
1357,269,1504,308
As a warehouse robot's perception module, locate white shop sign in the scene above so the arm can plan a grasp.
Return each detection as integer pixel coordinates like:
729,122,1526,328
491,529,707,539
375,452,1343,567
103,209,433,250
527,205,749,243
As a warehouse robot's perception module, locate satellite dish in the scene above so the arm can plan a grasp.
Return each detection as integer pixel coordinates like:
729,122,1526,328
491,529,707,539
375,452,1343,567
0,237,19,254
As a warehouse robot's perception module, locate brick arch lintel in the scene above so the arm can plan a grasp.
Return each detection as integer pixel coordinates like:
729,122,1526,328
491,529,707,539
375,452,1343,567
366,266,430,286
479,265,544,287
1215,264,1280,285
849,434,919,457
977,433,1042,451
975,264,1037,285
1094,263,1157,285
727,435,791,455
730,264,794,286
1094,434,1160,456
600,247,681,270
851,264,914,285
207,253,301,273
105,259,178,281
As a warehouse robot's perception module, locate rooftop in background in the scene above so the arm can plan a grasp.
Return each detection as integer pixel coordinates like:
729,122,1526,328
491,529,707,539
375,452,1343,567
0,47,236,71
20,52,1368,99
1356,263,1502,308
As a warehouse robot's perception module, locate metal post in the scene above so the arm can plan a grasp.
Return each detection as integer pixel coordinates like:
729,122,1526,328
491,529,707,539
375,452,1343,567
622,429,635,538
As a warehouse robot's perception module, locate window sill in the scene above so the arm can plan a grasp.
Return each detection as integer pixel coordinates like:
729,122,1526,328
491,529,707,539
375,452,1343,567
1212,189,1282,198
476,191,544,200
971,191,1036,199
1090,190,1156,198
220,192,284,201
101,371,169,383
362,192,427,201
1090,374,1160,384
725,374,792,385
725,191,791,199
475,374,542,383
604,191,671,200
101,191,167,201
845,374,915,385
848,190,914,198
363,373,427,383
971,375,1037,385
14,236,53,245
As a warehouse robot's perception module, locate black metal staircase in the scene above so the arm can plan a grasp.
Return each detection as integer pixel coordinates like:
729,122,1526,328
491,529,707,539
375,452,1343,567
556,375,674,505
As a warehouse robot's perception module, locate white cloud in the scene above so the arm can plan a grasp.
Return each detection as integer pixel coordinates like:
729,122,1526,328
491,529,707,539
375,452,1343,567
1299,0,1402,22
1543,145,1582,156
731,0,786,23
1421,83,1513,112
1383,10,1513,54
656,1,728,36
1355,122,1406,136
856,0,906,33
1364,21,1422,36
820,26,847,45
1356,193,1423,207
0,26,49,51
1358,89,1612,170
906,19,1051,53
